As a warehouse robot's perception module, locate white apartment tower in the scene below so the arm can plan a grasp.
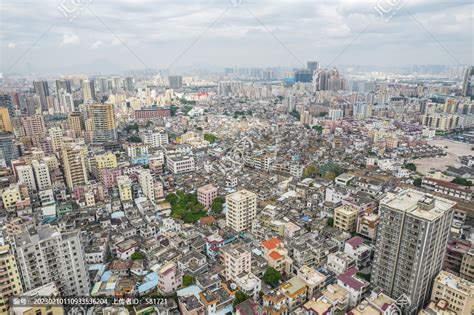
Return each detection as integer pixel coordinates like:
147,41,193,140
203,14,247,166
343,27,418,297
138,169,155,201
371,189,455,314
16,165,36,192
32,160,51,191
48,126,63,152
14,226,90,296
226,189,257,232
221,243,252,282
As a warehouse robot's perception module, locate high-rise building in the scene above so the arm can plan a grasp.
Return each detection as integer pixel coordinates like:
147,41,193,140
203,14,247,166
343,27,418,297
371,189,455,314
307,60,319,75
138,169,155,201
0,107,12,132
68,111,85,136
89,103,117,142
461,66,474,97
13,226,90,295
0,94,15,117
55,79,72,94
21,114,46,137
81,79,95,102
168,75,183,89
315,70,330,91
0,244,23,314
124,77,134,92
97,77,109,93
48,126,63,151
32,160,51,191
226,189,257,232
61,143,88,190
142,130,169,147
117,175,132,202
33,81,49,112
0,132,18,166
16,164,36,192
221,242,251,282
294,69,312,83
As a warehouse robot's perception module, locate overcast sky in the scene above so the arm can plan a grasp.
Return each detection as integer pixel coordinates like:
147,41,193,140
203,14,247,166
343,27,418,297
1,0,473,75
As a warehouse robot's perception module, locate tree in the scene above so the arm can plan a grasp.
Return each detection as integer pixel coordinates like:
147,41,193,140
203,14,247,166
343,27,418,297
312,125,323,134
452,177,472,187
165,193,178,206
263,267,281,287
323,171,337,181
182,275,194,287
131,251,144,260
327,217,334,227
211,197,225,214
169,105,178,116
403,163,417,172
127,135,142,143
204,133,218,144
303,165,319,178
413,178,422,187
233,291,250,307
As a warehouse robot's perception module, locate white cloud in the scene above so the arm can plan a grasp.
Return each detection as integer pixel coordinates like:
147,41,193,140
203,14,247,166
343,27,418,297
60,33,80,46
90,40,103,49
7,42,16,49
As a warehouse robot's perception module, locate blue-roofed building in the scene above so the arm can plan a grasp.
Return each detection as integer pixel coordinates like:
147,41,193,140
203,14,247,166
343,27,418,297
138,272,159,295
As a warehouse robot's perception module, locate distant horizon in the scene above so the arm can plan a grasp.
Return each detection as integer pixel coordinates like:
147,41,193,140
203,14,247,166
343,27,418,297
1,0,472,76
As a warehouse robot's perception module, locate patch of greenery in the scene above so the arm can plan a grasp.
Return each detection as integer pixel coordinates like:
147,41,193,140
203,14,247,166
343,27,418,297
131,251,144,260
327,217,334,227
403,163,417,172
211,197,225,214
303,165,319,178
233,291,250,308
356,272,371,282
127,135,142,143
413,178,422,187
263,267,281,287
169,105,178,116
312,125,323,133
204,133,218,144
182,275,194,287
124,123,139,133
452,177,472,187
166,191,207,223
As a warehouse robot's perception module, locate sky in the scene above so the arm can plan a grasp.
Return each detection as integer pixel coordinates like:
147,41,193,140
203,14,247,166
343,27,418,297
0,0,473,75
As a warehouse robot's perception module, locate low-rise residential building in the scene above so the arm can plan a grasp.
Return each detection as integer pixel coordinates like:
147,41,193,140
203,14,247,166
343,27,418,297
158,262,182,295
461,248,474,282
334,205,359,232
197,184,218,208
430,270,473,315
262,238,293,275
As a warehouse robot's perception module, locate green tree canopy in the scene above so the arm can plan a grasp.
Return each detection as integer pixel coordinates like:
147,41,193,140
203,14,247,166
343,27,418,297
303,165,319,178
403,163,417,172
131,251,144,260
263,267,281,287
413,178,422,187
233,291,250,307
204,133,218,144
327,217,334,227
182,275,194,287
452,177,472,187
